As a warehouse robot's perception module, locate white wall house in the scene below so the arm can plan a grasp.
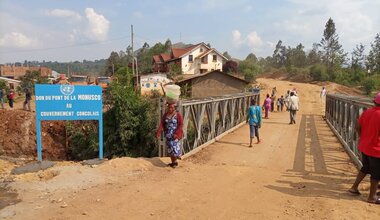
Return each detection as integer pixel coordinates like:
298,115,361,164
140,73,172,96
180,43,228,75
153,43,229,75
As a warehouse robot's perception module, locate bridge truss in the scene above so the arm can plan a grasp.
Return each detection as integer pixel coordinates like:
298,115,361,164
325,94,374,167
158,92,260,157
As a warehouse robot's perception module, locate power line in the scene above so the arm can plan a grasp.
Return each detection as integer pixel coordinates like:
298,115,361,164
0,35,131,54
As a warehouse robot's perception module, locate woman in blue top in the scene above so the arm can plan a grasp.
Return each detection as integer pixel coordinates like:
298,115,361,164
247,99,262,147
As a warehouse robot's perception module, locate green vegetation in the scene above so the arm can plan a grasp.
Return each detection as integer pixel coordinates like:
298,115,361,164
67,67,158,160
17,60,107,76
235,18,380,95
19,70,49,93
103,68,158,158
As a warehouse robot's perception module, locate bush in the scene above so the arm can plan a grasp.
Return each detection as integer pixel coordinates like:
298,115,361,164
103,70,158,158
66,121,99,160
66,68,159,160
362,77,377,95
310,64,329,81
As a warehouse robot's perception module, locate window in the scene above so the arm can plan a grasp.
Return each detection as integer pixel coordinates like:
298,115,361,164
146,83,151,88
188,55,193,62
213,55,217,62
200,48,203,52
154,83,157,88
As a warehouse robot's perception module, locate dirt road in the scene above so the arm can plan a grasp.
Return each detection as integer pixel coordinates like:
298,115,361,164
1,78,379,219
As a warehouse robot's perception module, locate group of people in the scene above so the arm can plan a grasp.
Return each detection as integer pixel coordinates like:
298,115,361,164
262,87,300,124
155,89,379,205
0,88,32,111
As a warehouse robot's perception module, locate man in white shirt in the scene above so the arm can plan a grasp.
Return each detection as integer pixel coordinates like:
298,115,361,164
288,91,299,124
320,86,327,102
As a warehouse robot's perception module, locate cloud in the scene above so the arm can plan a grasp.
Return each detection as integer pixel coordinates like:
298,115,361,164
232,30,242,47
246,31,263,47
133,11,143,18
46,9,81,21
84,8,110,41
279,0,380,50
232,30,264,49
0,32,38,48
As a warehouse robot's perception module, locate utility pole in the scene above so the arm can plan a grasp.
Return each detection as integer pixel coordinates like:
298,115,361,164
67,63,70,78
131,25,135,83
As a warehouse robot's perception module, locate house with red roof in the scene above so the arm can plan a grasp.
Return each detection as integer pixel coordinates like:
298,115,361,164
153,43,228,75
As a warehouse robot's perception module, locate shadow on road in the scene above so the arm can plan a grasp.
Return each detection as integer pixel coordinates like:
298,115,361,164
215,140,249,148
265,114,358,200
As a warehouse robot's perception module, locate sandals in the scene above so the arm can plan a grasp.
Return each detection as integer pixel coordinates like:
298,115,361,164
167,162,178,168
348,189,361,195
368,198,380,205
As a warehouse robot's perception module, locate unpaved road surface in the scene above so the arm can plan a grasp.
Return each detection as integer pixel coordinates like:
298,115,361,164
1,78,379,219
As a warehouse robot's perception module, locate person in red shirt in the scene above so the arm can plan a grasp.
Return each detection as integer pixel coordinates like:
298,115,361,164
348,92,380,204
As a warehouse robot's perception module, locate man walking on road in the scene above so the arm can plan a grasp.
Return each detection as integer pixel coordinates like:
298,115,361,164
7,89,14,109
247,99,262,147
320,86,327,102
23,88,32,111
348,92,380,204
288,91,299,124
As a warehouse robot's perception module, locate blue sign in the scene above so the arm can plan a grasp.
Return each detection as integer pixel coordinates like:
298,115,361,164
35,85,103,161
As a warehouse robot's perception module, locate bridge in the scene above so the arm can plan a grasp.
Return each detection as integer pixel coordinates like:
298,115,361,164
1,78,379,219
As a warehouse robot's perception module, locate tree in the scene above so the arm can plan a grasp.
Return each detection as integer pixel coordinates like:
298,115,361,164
20,70,49,93
222,51,232,60
105,51,122,76
0,80,8,93
239,60,261,82
351,43,366,70
318,18,347,79
167,63,182,79
367,33,380,74
307,43,322,65
102,68,158,158
245,53,258,64
164,39,172,52
272,40,287,67
223,61,238,73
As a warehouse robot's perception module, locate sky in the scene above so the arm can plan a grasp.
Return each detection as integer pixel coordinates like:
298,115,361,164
0,0,379,63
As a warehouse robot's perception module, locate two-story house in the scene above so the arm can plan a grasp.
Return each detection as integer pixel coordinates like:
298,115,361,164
153,43,228,75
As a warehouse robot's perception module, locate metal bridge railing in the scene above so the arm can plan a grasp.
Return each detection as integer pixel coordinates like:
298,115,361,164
158,92,260,157
325,94,374,167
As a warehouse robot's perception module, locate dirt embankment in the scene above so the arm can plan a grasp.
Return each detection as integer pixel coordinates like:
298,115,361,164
0,110,67,160
258,71,364,96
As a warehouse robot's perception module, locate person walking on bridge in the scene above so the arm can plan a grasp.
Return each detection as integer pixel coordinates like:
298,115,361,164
156,103,184,168
349,92,380,204
263,94,272,119
320,86,327,102
247,99,262,147
288,91,299,124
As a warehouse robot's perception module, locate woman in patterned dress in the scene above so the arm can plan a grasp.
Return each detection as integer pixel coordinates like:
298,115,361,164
156,103,184,168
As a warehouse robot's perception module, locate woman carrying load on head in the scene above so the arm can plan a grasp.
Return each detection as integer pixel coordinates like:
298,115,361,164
156,103,184,168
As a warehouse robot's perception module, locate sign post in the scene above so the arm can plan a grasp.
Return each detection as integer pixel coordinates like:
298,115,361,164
35,85,103,161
